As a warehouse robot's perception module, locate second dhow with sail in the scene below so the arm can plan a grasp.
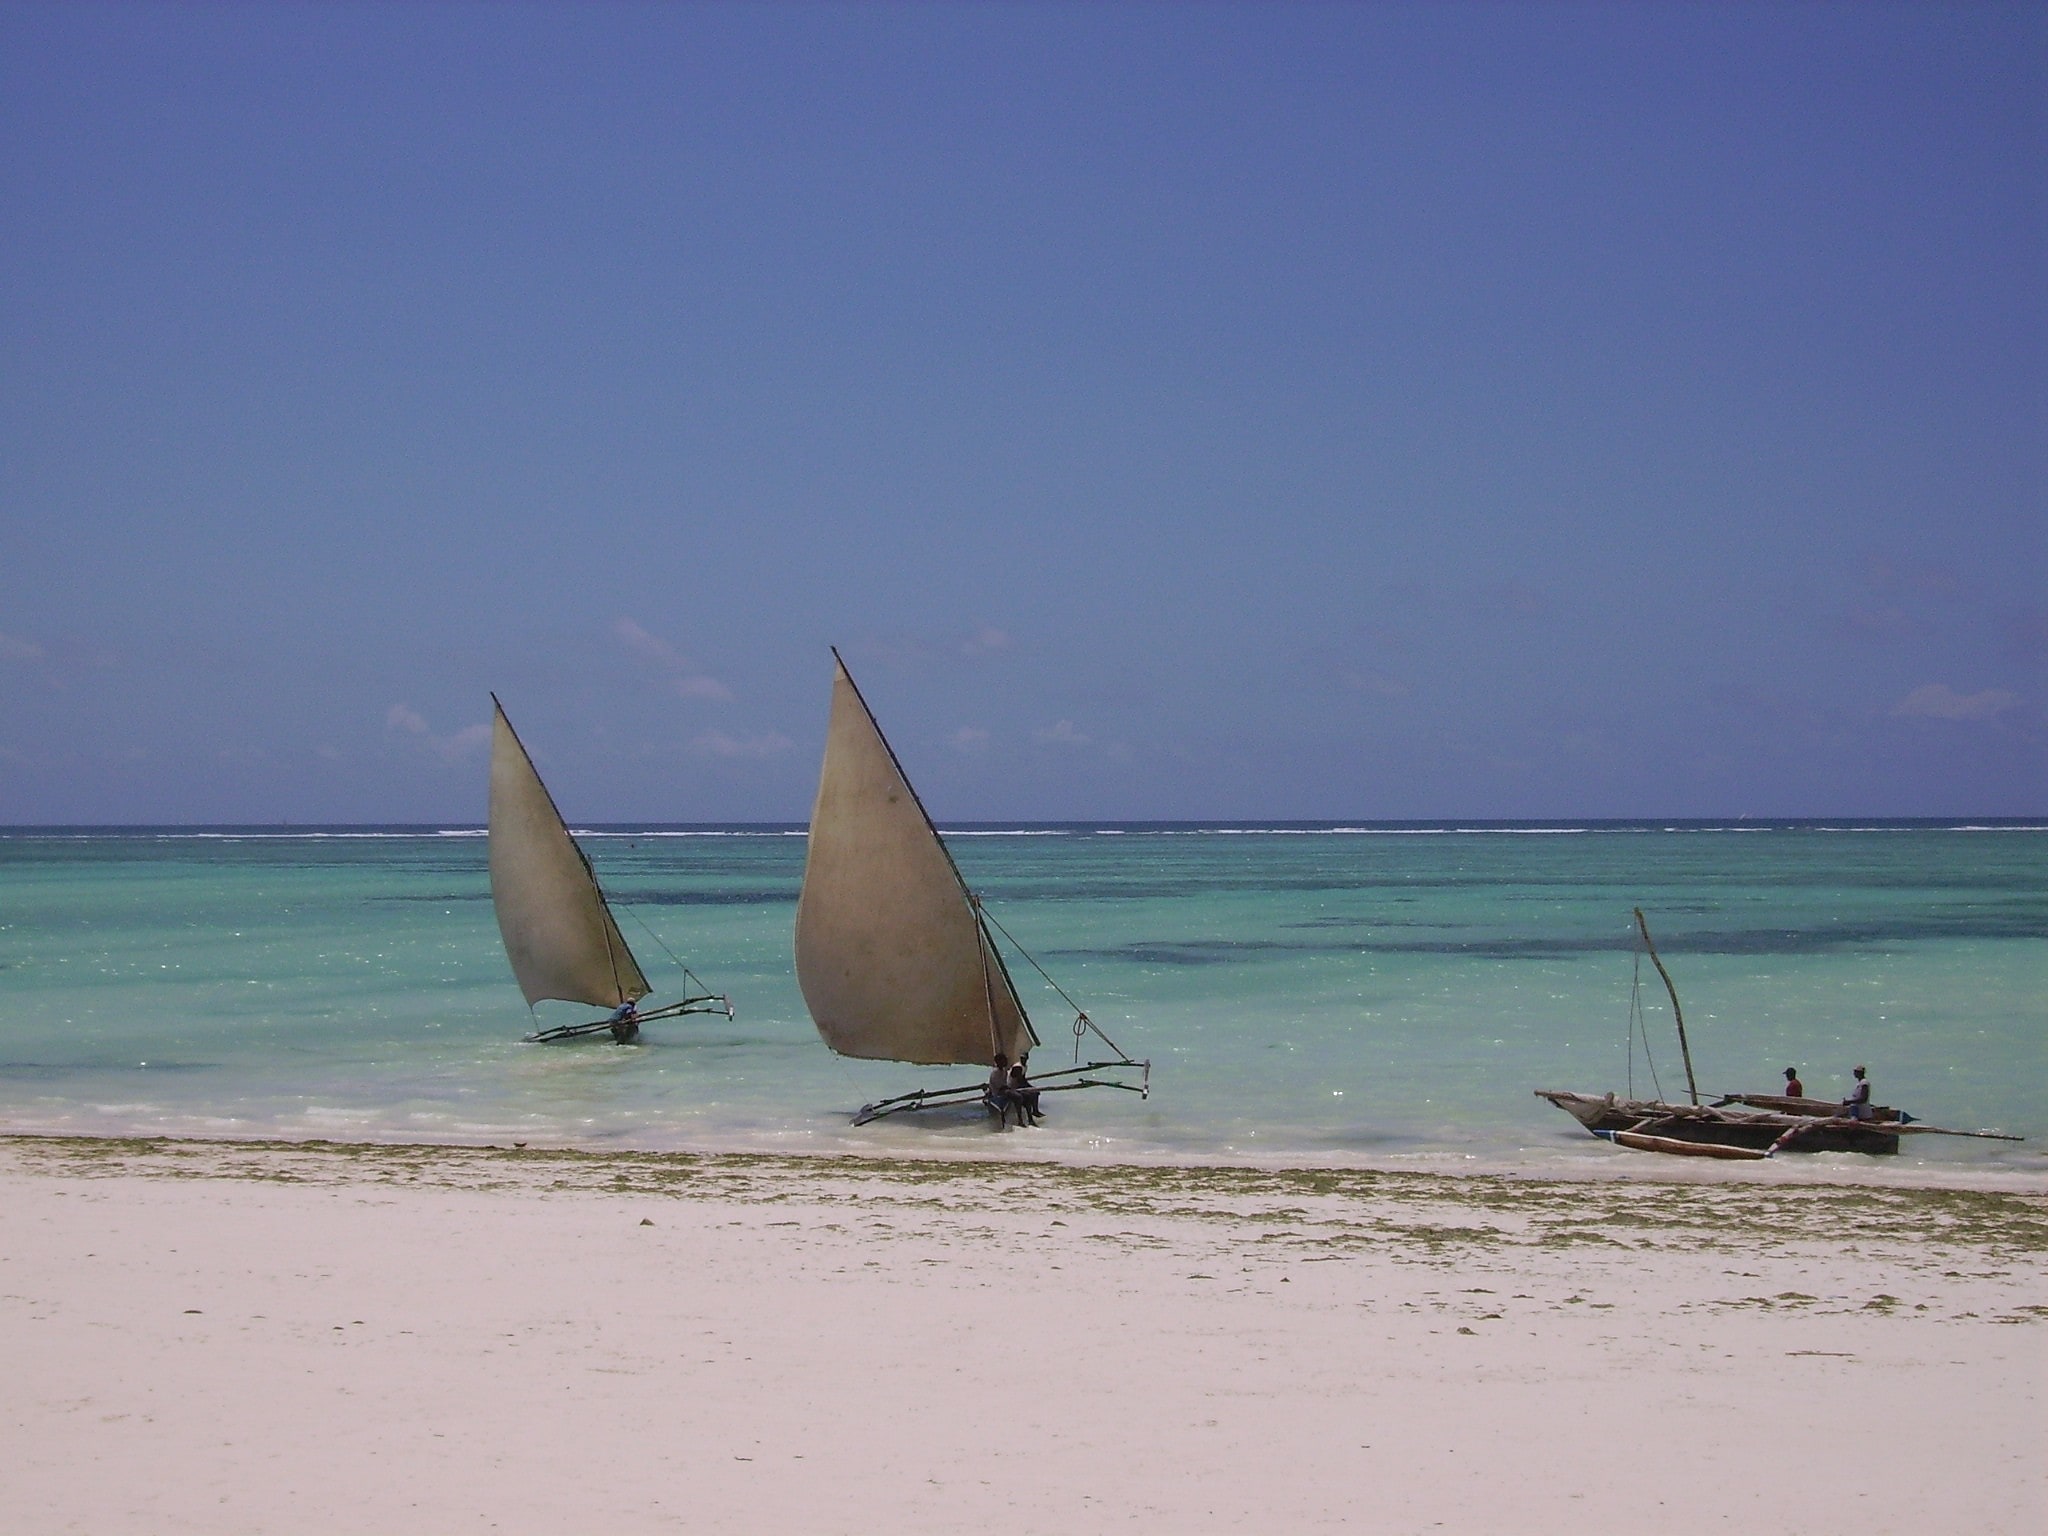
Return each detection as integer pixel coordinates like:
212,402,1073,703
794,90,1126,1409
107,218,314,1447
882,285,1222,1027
793,651,1148,1124
487,695,730,1043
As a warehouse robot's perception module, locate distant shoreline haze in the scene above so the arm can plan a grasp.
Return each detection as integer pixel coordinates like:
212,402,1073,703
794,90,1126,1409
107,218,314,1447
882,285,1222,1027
4,819,2046,837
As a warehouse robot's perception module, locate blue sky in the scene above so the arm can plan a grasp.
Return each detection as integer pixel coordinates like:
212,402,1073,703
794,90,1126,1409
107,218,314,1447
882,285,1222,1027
2,2,2041,823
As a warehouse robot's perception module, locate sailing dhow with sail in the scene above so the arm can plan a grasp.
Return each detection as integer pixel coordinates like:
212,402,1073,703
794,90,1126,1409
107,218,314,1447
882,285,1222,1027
794,651,1147,1124
487,695,731,1043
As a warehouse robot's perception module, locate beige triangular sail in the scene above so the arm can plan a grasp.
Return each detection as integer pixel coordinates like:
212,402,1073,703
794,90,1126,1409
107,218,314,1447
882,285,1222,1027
795,656,1034,1067
488,697,649,1010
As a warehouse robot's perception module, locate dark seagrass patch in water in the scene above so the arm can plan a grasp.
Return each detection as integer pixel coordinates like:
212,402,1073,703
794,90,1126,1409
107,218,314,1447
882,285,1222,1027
1054,909,2048,966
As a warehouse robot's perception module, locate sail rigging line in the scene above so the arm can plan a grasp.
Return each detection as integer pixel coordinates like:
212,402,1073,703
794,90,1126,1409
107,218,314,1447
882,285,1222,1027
1625,948,1636,1099
972,896,1005,1063
1627,949,1666,1104
544,777,636,1010
968,893,1040,1059
589,842,630,1007
616,902,732,1016
976,903,1134,1064
981,909,1041,1052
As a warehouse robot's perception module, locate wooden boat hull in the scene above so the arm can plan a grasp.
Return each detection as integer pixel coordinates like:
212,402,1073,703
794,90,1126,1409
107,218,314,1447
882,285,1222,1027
1535,1090,1901,1156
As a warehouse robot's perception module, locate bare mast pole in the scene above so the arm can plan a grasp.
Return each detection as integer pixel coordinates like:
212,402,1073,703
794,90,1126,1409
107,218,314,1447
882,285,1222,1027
1634,907,1699,1106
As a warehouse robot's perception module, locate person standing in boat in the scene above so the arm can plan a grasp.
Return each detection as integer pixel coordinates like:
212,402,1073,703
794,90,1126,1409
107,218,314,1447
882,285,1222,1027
1783,1067,1805,1098
1842,1065,1872,1120
606,1000,640,1044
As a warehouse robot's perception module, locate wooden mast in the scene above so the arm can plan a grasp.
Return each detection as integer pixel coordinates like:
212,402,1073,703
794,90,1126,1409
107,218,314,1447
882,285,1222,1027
1633,907,1699,1105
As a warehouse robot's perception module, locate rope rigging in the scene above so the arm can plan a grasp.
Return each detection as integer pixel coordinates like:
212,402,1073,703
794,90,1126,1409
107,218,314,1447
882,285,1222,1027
976,901,1136,1065
1626,936,1665,1103
619,901,726,1012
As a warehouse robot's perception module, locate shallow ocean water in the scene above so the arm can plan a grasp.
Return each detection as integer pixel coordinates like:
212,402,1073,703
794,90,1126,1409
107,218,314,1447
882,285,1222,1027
0,821,2041,1177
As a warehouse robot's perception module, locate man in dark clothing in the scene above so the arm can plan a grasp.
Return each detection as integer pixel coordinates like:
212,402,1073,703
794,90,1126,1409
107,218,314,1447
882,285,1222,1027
1008,1059,1044,1124
607,1000,640,1044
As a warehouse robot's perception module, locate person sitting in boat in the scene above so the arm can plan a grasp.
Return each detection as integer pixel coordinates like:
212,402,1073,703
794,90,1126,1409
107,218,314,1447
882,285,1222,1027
1783,1067,1805,1098
986,1053,1018,1123
1842,1065,1872,1120
1007,1058,1044,1124
607,999,640,1044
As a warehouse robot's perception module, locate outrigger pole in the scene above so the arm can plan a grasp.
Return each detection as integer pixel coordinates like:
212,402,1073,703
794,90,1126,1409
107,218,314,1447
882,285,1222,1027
523,990,734,1045
853,1059,1152,1126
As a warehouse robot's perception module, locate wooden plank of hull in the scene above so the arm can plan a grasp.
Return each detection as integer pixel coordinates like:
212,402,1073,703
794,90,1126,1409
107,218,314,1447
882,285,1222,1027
1721,1092,1901,1122
1765,1118,1902,1155
1533,1090,1637,1131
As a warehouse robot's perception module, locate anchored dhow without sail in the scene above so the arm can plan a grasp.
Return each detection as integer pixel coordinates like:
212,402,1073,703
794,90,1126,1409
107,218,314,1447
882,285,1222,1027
488,695,731,1043
1534,908,2022,1159
794,651,1148,1124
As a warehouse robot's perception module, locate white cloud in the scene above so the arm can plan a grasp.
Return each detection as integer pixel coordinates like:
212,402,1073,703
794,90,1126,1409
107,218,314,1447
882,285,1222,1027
615,618,731,701
693,729,794,760
1891,684,2018,721
844,635,931,667
387,705,489,762
949,726,991,752
672,674,734,701
613,617,676,665
436,722,491,762
0,631,44,663
959,626,1010,657
1034,719,1090,746
847,626,1016,666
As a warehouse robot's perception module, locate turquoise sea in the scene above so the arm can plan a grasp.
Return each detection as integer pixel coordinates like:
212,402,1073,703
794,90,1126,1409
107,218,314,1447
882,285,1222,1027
1,822,2041,1176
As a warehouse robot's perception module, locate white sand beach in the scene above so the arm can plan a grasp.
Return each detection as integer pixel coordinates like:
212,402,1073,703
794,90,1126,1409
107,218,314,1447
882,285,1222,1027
4,1135,2043,1534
